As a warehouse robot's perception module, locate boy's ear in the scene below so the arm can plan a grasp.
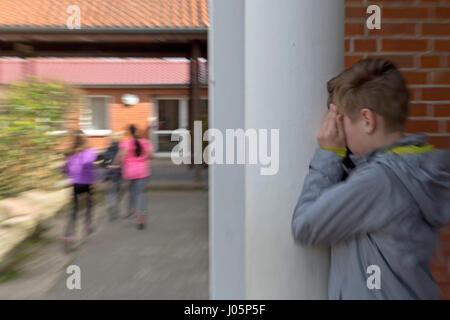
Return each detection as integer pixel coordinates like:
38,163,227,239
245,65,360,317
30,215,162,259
360,108,377,134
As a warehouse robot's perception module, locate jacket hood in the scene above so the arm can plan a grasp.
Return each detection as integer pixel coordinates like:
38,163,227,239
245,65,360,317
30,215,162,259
349,133,450,228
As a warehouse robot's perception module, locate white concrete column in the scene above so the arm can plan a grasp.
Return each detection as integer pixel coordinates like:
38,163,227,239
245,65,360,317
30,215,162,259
209,0,246,300
209,0,344,299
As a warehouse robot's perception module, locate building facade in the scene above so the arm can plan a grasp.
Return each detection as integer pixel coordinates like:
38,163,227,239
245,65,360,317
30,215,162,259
0,57,208,153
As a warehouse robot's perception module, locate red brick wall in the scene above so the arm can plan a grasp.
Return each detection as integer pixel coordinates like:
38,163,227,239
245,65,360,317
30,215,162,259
345,0,450,299
345,0,450,149
83,88,155,150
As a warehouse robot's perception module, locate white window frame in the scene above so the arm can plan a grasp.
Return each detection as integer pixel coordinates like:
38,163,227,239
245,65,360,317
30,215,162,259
149,95,209,158
81,95,112,136
152,96,185,157
151,95,208,158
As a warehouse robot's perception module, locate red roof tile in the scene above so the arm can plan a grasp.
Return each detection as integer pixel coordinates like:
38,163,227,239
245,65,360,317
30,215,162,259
0,0,209,29
0,58,208,85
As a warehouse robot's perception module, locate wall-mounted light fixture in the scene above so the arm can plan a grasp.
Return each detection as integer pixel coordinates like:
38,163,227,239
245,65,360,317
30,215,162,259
121,94,140,106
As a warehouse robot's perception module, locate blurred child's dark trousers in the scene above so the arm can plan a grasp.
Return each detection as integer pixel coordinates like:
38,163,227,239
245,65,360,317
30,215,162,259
106,172,122,220
65,184,93,236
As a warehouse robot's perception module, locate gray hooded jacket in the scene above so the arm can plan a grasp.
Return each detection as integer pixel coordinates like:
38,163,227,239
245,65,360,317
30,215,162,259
291,133,450,299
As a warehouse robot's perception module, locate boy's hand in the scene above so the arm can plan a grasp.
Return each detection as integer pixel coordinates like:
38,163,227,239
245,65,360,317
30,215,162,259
317,104,346,149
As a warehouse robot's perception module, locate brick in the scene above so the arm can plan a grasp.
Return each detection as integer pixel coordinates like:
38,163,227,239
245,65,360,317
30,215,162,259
354,39,377,52
422,87,450,100
435,7,450,19
435,40,450,52
431,249,447,265
431,266,450,284
368,0,416,3
346,6,367,19
344,55,364,68
409,87,422,101
443,225,450,235
441,120,448,134
421,55,441,68
346,23,364,35
434,104,450,117
440,288,450,301
441,225,450,235
428,136,450,149
368,23,416,36
382,7,430,19
402,71,428,85
382,39,428,52
442,245,450,257
409,104,428,117
431,72,450,84
366,54,415,68
422,23,450,36
431,264,446,277
405,120,439,133
441,233,450,243
345,39,350,51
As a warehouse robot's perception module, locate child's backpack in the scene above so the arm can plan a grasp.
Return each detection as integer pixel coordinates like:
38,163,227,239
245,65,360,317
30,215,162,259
99,141,119,168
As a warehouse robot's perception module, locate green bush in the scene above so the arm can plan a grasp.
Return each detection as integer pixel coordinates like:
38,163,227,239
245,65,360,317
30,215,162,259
0,77,82,199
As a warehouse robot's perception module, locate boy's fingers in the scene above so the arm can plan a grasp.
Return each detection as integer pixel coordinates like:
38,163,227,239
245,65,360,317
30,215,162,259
336,114,345,137
319,112,331,133
325,107,336,123
323,116,334,135
323,109,332,123
327,109,338,129
329,109,339,127
327,122,335,137
319,108,340,141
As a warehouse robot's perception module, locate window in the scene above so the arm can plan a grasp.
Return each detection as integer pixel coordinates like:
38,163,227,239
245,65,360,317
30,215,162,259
80,96,110,133
155,99,180,152
199,99,208,123
158,100,179,131
152,98,208,154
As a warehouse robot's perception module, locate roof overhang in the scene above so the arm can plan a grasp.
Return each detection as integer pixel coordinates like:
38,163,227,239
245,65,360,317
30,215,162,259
72,83,209,88
0,82,208,88
0,27,208,58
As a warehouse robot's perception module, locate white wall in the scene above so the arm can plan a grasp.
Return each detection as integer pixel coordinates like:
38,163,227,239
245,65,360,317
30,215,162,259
210,0,344,299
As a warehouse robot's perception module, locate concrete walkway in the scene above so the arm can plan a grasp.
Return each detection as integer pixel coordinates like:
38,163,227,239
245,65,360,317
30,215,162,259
45,190,209,299
0,189,209,299
142,158,208,190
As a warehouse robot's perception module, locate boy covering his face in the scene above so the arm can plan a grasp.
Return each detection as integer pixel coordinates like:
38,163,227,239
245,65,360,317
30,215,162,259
291,58,450,299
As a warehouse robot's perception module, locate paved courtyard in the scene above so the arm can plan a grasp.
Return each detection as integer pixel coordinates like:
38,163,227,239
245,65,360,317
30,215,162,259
0,189,209,300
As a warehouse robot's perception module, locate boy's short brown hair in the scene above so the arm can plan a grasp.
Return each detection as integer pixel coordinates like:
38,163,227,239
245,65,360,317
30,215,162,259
327,58,409,132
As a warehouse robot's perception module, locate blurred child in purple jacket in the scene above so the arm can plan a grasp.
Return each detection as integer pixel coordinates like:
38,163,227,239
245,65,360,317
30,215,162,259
63,130,97,243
